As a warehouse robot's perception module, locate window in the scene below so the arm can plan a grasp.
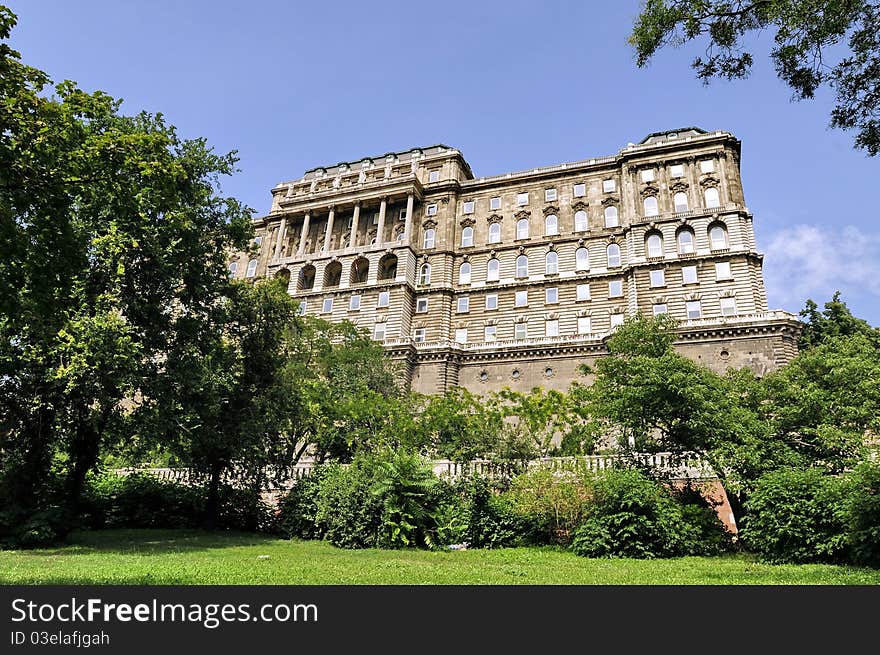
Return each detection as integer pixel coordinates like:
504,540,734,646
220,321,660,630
483,197,499,212
349,294,361,311
610,313,625,328
643,196,659,217
545,287,558,304
677,229,695,254
574,210,588,232
686,300,702,319
428,169,440,182
641,169,655,182
515,254,529,278
485,294,498,310
715,261,732,280
720,296,737,317
545,188,557,202
459,262,471,285
484,325,497,342
419,263,431,285
515,290,528,307
322,297,333,313
461,226,474,247
398,208,408,221
577,316,591,334
463,200,475,214
704,187,720,209
670,164,684,178
604,206,618,228
297,300,307,316
455,328,468,344
602,179,616,193
575,247,590,271
650,269,666,288
545,319,559,337
516,218,530,239
682,265,698,284
423,228,435,249
416,298,428,313
709,224,728,250
487,258,500,282
673,192,689,213
646,233,663,258
652,303,668,316
514,323,528,340
576,284,591,301
246,259,258,278
426,204,437,216
373,322,387,341
253,236,263,248
457,296,470,313
545,214,558,236
228,261,238,278
372,212,380,225
606,243,621,268
608,280,623,297
545,251,558,275
377,290,390,307
516,192,529,206
700,159,714,173
573,183,586,197
488,223,501,244
397,232,406,243
413,327,426,342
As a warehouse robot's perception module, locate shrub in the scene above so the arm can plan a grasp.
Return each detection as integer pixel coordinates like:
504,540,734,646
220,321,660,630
844,460,880,567
741,467,850,564
313,459,384,549
505,468,591,545
458,475,530,549
371,450,442,548
277,467,330,540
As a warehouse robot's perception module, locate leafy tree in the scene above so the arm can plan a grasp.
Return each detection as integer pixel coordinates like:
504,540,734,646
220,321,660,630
630,1,880,155
798,291,879,349
416,387,503,461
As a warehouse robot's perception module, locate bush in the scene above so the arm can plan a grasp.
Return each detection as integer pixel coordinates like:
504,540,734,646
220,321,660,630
277,468,330,540
844,460,880,567
505,468,590,545
458,475,530,549
742,467,850,564
313,459,385,549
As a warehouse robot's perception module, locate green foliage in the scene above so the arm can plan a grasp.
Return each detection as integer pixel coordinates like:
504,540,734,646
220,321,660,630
417,388,504,461
630,1,880,155
457,475,531,549
277,469,330,540
312,460,384,549
505,469,591,544
846,459,880,567
370,450,440,548
798,291,880,350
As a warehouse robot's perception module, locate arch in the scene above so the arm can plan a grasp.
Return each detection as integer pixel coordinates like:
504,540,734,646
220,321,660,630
673,191,689,213
418,263,431,285
461,226,474,247
575,247,589,271
488,222,501,244
574,210,588,232
378,253,398,280
459,261,472,285
704,187,720,208
645,232,663,258
487,257,500,282
604,205,618,228
515,254,529,278
297,264,316,291
545,251,558,274
643,196,659,217
516,218,530,240
677,227,695,254
245,259,258,278
274,268,291,287
350,257,369,284
708,222,729,250
545,214,558,236
323,260,342,287
606,243,621,268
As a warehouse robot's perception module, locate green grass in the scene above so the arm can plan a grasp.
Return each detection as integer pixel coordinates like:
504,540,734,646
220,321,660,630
1,529,878,585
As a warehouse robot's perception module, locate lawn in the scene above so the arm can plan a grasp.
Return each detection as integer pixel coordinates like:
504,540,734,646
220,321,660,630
2,530,879,585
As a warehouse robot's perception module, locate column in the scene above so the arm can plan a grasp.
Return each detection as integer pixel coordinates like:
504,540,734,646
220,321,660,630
403,193,414,246
377,197,388,246
323,206,335,252
273,216,287,260
349,203,360,249
297,213,311,255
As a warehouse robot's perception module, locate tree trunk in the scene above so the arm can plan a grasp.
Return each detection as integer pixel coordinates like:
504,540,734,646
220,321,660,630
204,465,221,530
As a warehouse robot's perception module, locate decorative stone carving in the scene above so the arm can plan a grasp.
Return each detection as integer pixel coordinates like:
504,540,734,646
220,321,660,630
670,180,689,193
422,219,438,230
699,174,720,188
601,196,619,207
571,200,589,211
542,205,559,216
514,209,531,219
460,217,476,228
640,183,659,198
487,213,504,224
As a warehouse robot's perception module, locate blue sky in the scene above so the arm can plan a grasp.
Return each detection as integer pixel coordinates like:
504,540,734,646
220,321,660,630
6,0,879,324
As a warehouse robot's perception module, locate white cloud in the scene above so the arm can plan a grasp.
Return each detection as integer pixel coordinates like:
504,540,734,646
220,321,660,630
761,224,880,311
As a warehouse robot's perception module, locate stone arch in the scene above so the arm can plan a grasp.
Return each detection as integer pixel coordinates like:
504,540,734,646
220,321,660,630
323,260,342,288
297,264,316,291
350,256,369,285
378,253,398,280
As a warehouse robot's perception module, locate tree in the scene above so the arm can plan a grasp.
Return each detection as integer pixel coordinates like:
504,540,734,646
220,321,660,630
630,1,880,155
416,387,504,461
798,291,879,349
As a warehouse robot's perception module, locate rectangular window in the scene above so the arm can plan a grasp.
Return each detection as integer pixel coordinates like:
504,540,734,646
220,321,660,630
640,169,655,182
650,269,666,288
573,183,586,198
428,169,440,182
485,294,498,310
398,208,408,221
372,212,380,225
516,192,529,206
514,323,528,340
652,303,668,316
545,319,559,337
349,294,361,311
484,325,497,342
515,290,528,307
413,327,426,342
490,196,501,210
463,200,475,214
426,204,437,216
682,265,698,284
602,179,616,193
322,297,333,313
246,260,258,278
457,296,470,313
297,300,307,316
670,164,684,178
545,188,557,202
720,296,737,316
253,236,263,247
715,261,732,281
608,280,623,297
700,159,714,173
416,298,428,313
545,287,558,304
577,316,591,335
455,328,468,344
377,290,390,307
686,300,702,319
576,284,591,301
610,313,625,328
373,322,386,341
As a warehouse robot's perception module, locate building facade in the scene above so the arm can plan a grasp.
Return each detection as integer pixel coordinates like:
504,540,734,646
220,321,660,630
232,127,801,394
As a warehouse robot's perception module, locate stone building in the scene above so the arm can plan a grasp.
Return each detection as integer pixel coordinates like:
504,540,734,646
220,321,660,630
231,127,801,394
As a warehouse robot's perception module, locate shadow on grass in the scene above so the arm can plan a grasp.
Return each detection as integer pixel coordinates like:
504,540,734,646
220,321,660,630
25,529,281,556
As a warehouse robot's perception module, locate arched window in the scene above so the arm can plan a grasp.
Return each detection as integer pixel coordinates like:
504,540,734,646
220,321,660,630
461,226,474,247
643,196,659,217
423,228,435,249
604,206,618,228
606,243,621,268
515,254,529,278
646,233,663,258
516,218,530,240
228,261,238,278
397,232,406,243
488,223,501,244
418,263,431,285
673,192,689,213
245,259,258,278
298,264,316,290
378,254,398,281
574,210,588,232
575,247,589,271
677,228,695,254
704,187,720,208
545,251,558,275
486,257,500,282
459,262,472,285
350,257,369,285
545,214,558,236
709,224,728,250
